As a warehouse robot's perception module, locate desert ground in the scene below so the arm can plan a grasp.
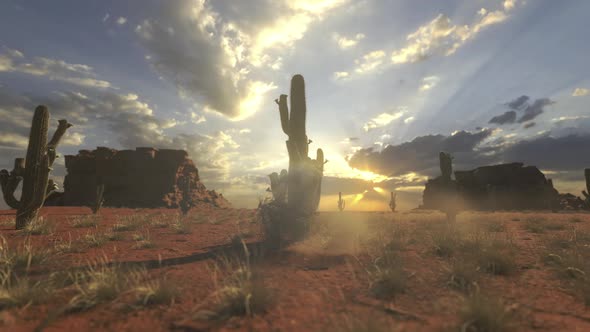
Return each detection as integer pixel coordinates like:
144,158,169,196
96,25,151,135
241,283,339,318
1,207,590,331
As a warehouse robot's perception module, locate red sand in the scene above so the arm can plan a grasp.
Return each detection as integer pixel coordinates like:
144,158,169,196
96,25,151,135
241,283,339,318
1,207,590,331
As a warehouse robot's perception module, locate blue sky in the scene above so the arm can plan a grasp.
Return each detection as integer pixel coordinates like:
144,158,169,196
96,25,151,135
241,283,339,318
1,0,589,210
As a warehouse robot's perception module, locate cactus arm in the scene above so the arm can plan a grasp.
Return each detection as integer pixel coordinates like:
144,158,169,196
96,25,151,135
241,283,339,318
47,119,73,166
275,95,290,136
316,148,324,171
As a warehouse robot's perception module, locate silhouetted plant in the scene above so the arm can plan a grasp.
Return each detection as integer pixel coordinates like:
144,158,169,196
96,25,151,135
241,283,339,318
338,192,346,211
0,106,72,229
389,192,396,212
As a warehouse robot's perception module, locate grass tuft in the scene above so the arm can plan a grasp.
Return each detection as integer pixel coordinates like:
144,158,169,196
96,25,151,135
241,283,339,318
456,293,515,332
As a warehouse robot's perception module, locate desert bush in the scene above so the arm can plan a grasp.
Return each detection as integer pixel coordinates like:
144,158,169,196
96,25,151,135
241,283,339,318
172,218,192,234
431,226,462,257
209,243,272,318
447,260,479,293
19,217,53,235
83,232,109,248
0,266,50,309
66,257,128,312
524,218,545,233
474,240,517,276
455,292,515,332
128,268,177,306
0,236,48,271
132,230,155,249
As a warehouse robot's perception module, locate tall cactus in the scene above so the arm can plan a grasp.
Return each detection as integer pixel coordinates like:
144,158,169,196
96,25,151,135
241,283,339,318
274,74,325,216
0,106,72,229
338,192,345,211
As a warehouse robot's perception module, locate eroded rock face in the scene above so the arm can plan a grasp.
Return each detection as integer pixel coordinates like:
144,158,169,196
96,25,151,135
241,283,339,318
422,162,559,210
49,147,230,209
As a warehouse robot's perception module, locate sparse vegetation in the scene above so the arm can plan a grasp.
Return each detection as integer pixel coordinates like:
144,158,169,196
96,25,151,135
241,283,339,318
113,214,149,232
19,216,53,235
132,230,155,249
66,258,129,312
455,293,515,332
70,215,100,228
0,266,50,309
128,269,178,306
0,236,48,271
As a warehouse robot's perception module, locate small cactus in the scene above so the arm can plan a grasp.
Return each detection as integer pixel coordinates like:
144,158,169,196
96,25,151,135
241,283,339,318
0,106,72,229
338,192,345,211
268,169,288,204
91,177,105,215
389,192,397,212
583,168,590,209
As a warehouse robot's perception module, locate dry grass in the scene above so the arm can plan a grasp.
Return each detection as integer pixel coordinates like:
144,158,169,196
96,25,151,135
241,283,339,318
454,292,515,332
132,230,155,249
112,214,150,232
19,217,53,235
0,236,48,271
70,215,100,228
66,257,129,312
208,243,272,318
0,266,51,309
128,269,178,306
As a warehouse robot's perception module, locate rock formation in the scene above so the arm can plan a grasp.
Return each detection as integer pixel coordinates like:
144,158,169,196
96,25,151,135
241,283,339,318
422,162,559,211
46,147,230,209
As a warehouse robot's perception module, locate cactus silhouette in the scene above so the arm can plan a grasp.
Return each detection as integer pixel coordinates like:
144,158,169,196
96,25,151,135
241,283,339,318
338,192,345,211
583,169,590,208
274,74,326,216
91,177,105,215
0,106,72,229
389,192,397,212
439,152,453,181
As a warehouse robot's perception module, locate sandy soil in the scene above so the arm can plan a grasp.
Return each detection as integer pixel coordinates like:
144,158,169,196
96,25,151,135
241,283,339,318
1,207,590,331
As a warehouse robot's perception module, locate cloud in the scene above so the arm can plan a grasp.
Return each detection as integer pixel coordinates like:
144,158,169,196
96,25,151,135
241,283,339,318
523,122,536,129
0,86,240,183
0,47,111,88
354,50,386,74
390,9,509,64
418,76,440,91
135,0,346,119
489,96,555,125
507,95,529,110
190,111,207,124
333,33,365,49
348,127,590,180
333,71,350,80
572,88,590,97
116,17,127,25
362,108,406,131
489,110,516,125
348,129,495,176
102,13,110,22
518,98,554,123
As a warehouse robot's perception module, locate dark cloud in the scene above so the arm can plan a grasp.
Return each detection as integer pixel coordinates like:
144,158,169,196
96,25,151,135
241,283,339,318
507,95,530,110
347,129,494,177
489,96,555,125
523,122,536,129
518,98,554,123
348,129,590,178
489,111,516,125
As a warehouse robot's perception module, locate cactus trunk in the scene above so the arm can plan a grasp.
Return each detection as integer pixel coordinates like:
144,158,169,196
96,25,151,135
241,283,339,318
0,106,72,229
274,74,325,217
585,169,590,196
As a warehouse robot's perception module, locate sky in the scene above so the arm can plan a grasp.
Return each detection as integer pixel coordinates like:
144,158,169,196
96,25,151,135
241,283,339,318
1,0,589,211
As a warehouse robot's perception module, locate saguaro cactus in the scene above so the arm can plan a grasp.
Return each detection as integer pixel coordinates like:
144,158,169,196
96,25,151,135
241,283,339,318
275,74,326,216
338,192,345,211
439,152,453,181
0,106,72,229
389,192,397,212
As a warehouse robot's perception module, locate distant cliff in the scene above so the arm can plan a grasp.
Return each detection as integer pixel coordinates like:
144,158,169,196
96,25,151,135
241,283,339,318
422,162,559,210
46,147,230,209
